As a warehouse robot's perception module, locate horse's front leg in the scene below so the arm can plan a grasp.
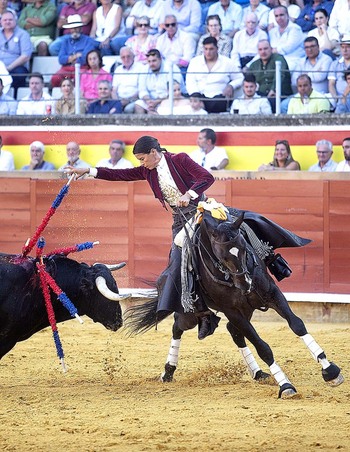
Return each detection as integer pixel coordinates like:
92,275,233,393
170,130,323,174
271,288,344,387
161,312,197,382
226,321,270,381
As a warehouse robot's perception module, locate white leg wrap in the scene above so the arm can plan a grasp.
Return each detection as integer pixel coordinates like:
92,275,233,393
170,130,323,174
238,347,261,379
270,362,291,387
166,338,181,366
318,357,331,370
300,334,324,362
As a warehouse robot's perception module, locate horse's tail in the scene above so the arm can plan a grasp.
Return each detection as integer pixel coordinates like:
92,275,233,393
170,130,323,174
124,295,171,335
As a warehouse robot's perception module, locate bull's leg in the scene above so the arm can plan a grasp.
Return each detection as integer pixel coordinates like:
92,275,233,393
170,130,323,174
161,312,197,382
226,322,270,381
226,310,297,398
271,288,344,387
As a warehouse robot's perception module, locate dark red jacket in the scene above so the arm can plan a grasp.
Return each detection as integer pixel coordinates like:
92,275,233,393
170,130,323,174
96,151,215,208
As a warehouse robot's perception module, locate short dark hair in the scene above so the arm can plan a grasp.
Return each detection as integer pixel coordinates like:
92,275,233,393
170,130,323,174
244,73,256,84
296,73,312,85
315,8,328,18
190,92,205,99
203,36,218,47
200,128,216,145
304,36,319,46
30,72,44,82
146,49,161,59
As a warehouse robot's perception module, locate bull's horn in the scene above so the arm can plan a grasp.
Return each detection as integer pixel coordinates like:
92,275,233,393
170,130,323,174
93,262,126,271
95,276,131,301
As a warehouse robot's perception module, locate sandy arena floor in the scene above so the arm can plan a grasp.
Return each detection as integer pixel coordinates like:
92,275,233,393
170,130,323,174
0,315,349,452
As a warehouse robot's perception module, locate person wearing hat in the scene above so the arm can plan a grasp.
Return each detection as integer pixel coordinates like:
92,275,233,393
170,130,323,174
65,135,220,341
328,34,350,108
51,14,98,88
49,0,96,56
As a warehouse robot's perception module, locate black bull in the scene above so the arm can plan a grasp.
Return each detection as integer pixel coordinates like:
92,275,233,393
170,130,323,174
0,253,125,360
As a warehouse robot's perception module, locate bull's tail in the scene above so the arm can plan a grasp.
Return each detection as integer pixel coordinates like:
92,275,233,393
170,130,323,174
124,296,171,335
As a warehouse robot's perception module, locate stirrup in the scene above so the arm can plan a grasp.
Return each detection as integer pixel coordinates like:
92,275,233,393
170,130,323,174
267,253,292,282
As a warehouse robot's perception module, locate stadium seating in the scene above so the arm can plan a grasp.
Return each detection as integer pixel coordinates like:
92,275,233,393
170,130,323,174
31,56,62,84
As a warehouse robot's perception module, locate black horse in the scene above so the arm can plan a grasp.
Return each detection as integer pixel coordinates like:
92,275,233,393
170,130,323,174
125,210,344,398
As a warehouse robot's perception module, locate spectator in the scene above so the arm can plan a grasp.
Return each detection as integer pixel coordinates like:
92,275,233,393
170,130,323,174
125,16,157,64
156,15,196,75
80,49,112,103
49,0,96,56
230,12,268,69
0,77,16,115
287,74,331,114
241,0,270,31
112,47,143,114
55,77,87,115
134,48,185,114
268,0,301,30
96,140,133,168
258,139,300,170
0,10,32,93
16,73,55,115
308,139,338,171
157,79,191,114
18,0,56,56
190,128,229,170
0,135,15,171
335,69,350,113
307,9,340,60
21,141,55,170
207,0,243,38
51,14,97,88
230,73,272,114
247,39,293,113
268,5,305,71
0,61,12,95
188,92,208,114
328,35,350,109
158,0,202,41
125,0,163,36
186,36,243,113
87,79,123,114
58,141,90,171
196,14,232,57
89,0,127,56
295,0,333,33
336,137,350,171
329,0,350,39
292,37,333,93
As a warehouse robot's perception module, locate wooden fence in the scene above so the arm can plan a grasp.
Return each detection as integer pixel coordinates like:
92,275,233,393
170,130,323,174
1,172,350,293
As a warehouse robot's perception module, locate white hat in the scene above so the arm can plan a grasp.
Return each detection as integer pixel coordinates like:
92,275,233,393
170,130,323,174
340,34,350,44
62,14,84,29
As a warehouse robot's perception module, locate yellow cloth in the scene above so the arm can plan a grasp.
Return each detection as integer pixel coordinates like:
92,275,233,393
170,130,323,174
195,198,228,223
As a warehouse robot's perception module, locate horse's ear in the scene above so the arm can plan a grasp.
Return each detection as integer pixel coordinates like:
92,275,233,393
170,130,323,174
232,212,244,230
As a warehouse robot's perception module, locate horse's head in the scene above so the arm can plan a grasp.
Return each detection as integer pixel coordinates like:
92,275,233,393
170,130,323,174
204,213,253,295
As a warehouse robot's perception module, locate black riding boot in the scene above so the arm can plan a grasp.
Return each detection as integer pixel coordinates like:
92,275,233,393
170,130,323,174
266,252,292,282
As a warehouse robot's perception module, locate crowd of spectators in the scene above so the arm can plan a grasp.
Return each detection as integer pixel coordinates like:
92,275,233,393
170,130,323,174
0,0,350,115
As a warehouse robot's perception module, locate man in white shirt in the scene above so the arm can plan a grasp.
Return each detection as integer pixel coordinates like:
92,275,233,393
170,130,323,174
112,47,144,114
336,137,350,172
158,0,202,40
186,36,243,113
241,0,270,31
268,5,305,71
308,139,338,172
16,73,54,116
96,140,133,169
125,0,163,35
156,15,196,73
58,142,90,171
230,73,272,114
190,128,229,170
0,135,15,171
207,0,243,37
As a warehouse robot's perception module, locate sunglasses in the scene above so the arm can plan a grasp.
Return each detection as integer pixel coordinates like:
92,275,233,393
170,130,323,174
137,23,149,27
165,23,176,28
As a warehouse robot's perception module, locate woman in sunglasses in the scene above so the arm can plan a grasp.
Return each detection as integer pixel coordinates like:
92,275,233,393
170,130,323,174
125,16,157,64
258,140,301,170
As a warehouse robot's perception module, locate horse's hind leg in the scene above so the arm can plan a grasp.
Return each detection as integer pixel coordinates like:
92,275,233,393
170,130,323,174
271,289,344,387
226,322,270,381
161,312,197,383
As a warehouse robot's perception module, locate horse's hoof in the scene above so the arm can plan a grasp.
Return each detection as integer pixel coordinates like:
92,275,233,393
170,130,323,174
278,383,297,399
322,362,344,386
254,370,270,381
160,363,176,382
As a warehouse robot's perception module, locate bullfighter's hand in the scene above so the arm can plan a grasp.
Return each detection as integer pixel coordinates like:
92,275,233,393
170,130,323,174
177,192,191,207
65,166,90,180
